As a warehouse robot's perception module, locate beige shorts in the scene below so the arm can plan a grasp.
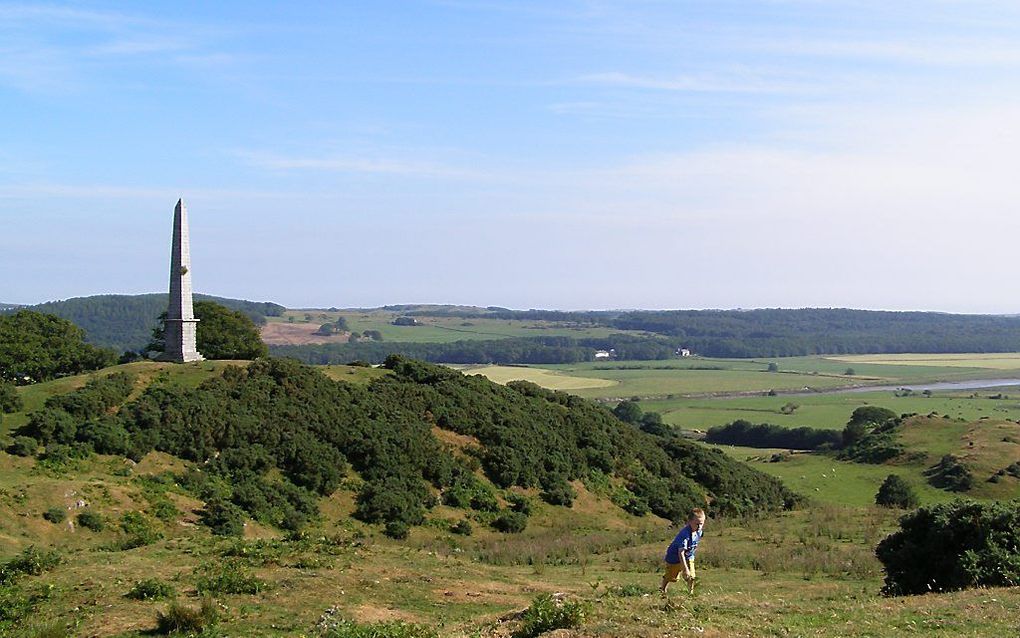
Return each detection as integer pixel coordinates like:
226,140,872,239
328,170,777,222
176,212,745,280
663,560,695,582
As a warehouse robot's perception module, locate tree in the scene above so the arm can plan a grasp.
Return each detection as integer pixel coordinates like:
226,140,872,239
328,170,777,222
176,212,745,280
0,381,23,413
779,402,800,415
844,368,856,376
316,323,335,336
0,310,115,384
848,406,897,427
767,362,779,372
875,474,919,508
613,400,642,424
334,316,350,332
148,301,268,360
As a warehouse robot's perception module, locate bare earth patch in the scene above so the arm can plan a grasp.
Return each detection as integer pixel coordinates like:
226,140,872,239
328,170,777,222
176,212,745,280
261,322,350,346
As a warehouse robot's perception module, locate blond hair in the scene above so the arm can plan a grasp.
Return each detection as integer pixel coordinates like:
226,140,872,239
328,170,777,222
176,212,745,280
689,507,705,520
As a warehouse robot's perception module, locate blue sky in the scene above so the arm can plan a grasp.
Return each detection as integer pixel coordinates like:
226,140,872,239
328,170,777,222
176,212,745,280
4,1,1020,311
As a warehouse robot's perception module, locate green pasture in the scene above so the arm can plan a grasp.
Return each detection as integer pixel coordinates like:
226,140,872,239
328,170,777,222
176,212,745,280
709,444,955,507
644,387,1020,431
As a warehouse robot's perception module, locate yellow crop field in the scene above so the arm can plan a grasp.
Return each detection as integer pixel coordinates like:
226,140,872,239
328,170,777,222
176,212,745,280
830,353,1020,369
457,365,618,390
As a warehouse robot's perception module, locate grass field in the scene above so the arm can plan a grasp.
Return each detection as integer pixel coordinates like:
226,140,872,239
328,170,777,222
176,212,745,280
643,387,1020,431
270,309,639,343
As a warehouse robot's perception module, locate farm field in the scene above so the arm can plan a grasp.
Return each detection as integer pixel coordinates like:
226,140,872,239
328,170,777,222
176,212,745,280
646,388,1020,431
454,365,616,390
268,309,638,343
832,352,1020,369
467,354,1020,403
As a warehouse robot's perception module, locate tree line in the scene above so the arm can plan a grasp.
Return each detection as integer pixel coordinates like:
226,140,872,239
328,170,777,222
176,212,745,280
1,294,284,352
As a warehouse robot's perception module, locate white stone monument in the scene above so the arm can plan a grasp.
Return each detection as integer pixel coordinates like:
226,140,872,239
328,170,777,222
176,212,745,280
157,198,204,362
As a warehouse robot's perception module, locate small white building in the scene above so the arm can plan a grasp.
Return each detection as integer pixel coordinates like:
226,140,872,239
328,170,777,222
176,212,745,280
594,348,616,359
677,348,692,357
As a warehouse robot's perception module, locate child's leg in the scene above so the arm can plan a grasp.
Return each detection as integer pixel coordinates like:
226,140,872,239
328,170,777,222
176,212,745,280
685,561,696,593
660,563,682,592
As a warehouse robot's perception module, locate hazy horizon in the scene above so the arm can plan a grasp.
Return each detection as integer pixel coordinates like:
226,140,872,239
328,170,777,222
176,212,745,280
5,2,1020,313
5,290,1020,317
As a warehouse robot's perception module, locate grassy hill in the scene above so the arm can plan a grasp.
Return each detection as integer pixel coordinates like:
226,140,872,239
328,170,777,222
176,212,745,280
0,358,859,637
3,294,286,353
1,357,1018,636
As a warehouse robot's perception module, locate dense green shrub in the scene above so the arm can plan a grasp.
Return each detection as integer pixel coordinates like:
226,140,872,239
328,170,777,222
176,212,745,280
505,492,532,516
42,507,67,524
115,511,163,550
76,511,105,532
384,520,410,540
0,381,22,413
195,561,267,595
126,578,175,600
199,498,246,536
491,511,528,534
354,475,428,528
925,455,974,492
540,477,576,507
876,500,1020,595
154,598,218,634
6,436,38,457
875,475,920,508
0,547,61,585
450,519,473,536
512,594,589,638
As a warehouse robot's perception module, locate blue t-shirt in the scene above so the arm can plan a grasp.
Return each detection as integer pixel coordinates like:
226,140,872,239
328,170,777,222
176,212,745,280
665,525,703,564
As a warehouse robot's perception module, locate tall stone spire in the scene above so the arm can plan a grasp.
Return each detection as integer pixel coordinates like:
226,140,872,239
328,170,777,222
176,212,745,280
158,198,204,363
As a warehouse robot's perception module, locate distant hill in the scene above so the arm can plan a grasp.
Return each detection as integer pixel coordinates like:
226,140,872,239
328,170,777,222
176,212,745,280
275,306,1020,364
3,294,285,353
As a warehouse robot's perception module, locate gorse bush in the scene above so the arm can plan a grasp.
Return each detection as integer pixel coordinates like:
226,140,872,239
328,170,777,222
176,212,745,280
76,511,105,532
875,474,919,509
491,511,528,534
0,380,22,412
0,547,61,585
42,507,67,524
925,455,974,492
114,511,163,550
195,561,267,595
126,578,175,600
876,499,1020,595
511,594,589,638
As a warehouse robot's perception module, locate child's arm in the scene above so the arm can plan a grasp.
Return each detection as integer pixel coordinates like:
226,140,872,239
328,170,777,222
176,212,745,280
680,552,693,579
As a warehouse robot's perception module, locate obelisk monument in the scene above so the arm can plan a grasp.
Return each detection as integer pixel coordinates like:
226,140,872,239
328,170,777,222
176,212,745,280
158,198,204,362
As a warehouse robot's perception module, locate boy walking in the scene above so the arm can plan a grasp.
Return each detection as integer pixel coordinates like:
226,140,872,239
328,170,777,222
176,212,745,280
660,508,706,594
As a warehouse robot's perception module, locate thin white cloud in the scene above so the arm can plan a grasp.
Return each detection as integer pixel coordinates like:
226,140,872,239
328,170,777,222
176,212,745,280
236,150,480,179
577,71,813,95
